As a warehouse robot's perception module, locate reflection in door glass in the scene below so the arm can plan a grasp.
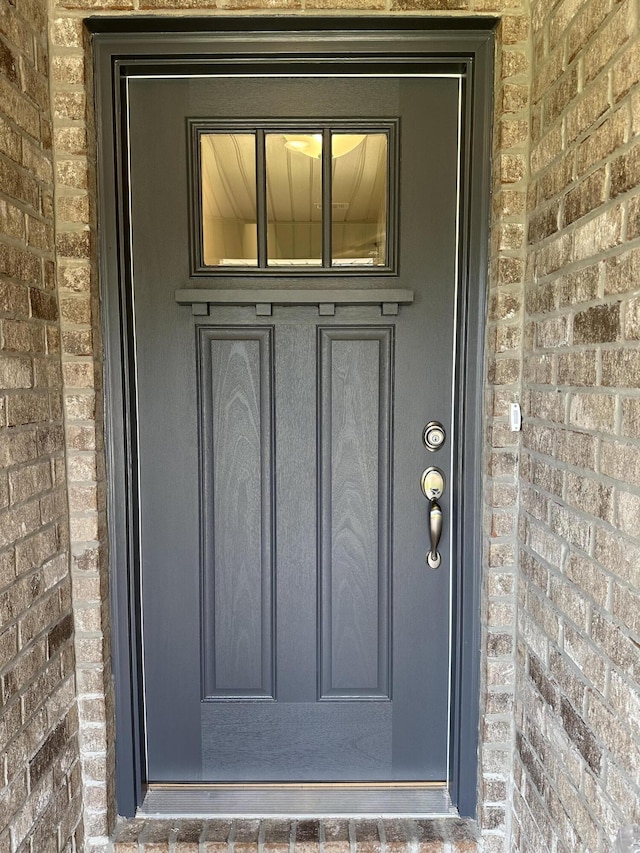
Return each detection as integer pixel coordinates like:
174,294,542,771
332,134,387,267
201,134,257,266
266,133,323,266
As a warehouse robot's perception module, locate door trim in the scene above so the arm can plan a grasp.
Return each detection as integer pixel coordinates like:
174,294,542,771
90,17,495,820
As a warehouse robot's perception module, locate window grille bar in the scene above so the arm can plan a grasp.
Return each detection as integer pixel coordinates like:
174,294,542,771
256,129,267,269
322,128,332,268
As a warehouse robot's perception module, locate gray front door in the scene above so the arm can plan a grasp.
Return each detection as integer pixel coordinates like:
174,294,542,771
128,73,460,784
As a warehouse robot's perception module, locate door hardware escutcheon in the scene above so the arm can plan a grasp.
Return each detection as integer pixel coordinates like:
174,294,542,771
423,421,446,451
420,466,445,501
420,467,445,569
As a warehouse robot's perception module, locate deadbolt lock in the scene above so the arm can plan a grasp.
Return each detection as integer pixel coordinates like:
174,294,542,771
423,421,446,451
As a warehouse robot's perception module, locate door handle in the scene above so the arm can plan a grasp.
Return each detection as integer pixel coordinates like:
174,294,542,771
427,500,443,569
420,467,445,569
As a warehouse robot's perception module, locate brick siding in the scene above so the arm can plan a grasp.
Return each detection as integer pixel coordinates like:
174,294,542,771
50,12,116,850
0,0,84,849
514,0,640,848
481,14,531,851
110,818,479,853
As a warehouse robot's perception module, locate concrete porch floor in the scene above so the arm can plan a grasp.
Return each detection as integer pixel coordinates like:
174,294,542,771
111,818,479,852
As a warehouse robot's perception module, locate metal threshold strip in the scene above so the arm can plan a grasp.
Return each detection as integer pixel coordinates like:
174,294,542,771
140,783,455,818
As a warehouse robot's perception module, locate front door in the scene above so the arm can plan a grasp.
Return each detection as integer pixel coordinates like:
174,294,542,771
128,72,460,786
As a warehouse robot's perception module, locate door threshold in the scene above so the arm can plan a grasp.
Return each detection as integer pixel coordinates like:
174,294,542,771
139,783,456,818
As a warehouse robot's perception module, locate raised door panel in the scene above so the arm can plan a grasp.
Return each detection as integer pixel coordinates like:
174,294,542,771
318,327,392,699
199,327,275,699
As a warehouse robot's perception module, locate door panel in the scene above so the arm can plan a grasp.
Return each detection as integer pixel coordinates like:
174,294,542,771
129,74,459,783
318,327,392,700
201,702,392,779
199,327,275,699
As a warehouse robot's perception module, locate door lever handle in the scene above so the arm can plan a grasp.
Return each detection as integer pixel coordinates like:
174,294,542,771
420,467,445,569
427,500,442,569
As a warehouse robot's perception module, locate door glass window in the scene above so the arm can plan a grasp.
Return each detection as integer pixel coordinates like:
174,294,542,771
266,133,323,266
201,133,258,267
331,133,387,267
195,123,395,274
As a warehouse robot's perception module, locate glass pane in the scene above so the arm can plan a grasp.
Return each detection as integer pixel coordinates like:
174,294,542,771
201,134,257,267
332,133,388,267
266,133,322,266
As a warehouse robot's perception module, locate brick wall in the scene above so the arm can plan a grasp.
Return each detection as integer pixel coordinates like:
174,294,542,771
481,14,531,851
51,13,116,850
513,0,640,848
0,0,84,849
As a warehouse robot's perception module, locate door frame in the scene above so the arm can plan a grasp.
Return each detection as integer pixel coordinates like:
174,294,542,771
90,17,495,819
